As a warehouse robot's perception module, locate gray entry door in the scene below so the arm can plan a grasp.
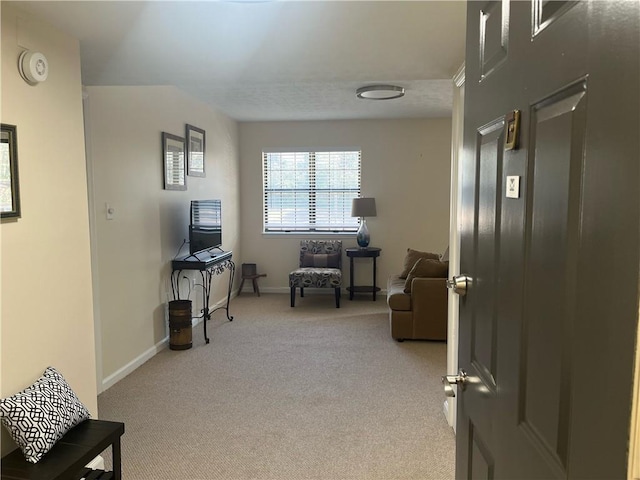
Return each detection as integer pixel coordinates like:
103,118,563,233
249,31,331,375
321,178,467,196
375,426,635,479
455,1,639,477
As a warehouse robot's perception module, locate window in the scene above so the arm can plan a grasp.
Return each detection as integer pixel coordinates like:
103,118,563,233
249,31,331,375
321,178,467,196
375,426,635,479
262,150,361,233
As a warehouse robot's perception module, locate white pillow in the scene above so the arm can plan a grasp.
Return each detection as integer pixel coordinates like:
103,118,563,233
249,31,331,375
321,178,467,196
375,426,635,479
0,366,91,463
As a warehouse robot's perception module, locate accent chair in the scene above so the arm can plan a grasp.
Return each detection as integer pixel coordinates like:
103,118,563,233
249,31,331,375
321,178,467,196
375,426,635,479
289,240,342,308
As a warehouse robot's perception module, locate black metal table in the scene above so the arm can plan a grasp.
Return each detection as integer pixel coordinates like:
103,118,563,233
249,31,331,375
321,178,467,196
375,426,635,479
171,250,235,344
345,247,381,301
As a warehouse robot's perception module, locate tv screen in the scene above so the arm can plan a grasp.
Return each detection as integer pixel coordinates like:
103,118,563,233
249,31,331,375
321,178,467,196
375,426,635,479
189,200,222,255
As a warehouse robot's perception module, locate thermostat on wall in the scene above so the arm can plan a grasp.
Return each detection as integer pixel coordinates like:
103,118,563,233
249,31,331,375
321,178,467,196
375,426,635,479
18,50,49,85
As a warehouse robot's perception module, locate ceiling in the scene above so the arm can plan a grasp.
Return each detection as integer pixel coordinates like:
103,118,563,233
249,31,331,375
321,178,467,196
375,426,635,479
11,1,467,122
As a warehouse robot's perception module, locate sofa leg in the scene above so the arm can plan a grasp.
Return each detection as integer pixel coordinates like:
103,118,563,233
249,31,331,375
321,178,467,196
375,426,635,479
290,287,295,307
335,288,340,308
396,338,405,342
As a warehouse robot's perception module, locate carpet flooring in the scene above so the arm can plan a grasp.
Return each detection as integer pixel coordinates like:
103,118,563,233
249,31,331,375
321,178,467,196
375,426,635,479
98,293,455,479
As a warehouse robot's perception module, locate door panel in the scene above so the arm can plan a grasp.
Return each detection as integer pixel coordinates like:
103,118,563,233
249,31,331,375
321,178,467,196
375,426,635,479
480,0,509,79
457,117,504,479
470,425,494,480
473,119,503,388
519,79,587,473
532,0,578,37
456,1,639,478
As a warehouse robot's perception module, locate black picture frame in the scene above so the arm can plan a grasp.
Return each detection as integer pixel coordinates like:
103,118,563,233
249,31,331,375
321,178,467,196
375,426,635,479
162,132,186,191
185,124,205,177
1,124,21,219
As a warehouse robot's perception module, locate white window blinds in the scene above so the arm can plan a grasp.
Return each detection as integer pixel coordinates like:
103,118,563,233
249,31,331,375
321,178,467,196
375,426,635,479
262,150,361,232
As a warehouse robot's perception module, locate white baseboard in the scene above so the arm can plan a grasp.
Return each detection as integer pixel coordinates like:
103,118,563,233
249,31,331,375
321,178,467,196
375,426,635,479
193,293,238,325
101,337,168,392
257,287,388,295
443,398,456,432
260,287,332,295
86,455,105,470
101,293,237,392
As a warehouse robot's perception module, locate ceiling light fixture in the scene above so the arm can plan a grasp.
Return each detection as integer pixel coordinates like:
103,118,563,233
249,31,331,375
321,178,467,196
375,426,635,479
356,85,405,100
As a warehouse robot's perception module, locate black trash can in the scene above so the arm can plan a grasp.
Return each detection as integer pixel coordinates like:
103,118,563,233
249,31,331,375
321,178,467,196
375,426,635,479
168,300,192,350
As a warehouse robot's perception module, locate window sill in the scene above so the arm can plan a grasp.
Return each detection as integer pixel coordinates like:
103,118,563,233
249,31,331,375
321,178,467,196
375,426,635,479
262,232,356,238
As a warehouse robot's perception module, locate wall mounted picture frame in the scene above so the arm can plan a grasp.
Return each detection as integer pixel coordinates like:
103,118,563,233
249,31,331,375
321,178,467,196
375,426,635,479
162,132,186,191
185,124,205,177
1,124,21,219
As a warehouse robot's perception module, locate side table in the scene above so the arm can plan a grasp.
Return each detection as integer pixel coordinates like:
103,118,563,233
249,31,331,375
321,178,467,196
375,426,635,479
345,247,382,301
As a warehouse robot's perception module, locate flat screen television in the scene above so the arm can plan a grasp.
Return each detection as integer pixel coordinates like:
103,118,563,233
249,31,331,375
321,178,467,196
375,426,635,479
189,200,222,255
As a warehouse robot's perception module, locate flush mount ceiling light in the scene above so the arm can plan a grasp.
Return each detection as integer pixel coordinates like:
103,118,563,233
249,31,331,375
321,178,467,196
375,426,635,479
356,85,405,100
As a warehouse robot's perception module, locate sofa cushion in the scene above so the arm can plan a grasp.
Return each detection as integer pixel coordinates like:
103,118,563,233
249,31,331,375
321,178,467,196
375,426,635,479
400,248,440,278
403,258,449,293
387,274,411,311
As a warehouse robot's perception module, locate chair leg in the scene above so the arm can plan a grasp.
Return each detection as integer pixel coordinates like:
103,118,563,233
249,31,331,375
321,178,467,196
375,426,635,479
300,287,304,298
290,287,295,307
335,287,340,308
238,278,245,295
252,278,260,296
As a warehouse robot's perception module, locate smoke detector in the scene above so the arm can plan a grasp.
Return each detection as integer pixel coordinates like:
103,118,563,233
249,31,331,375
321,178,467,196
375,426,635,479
18,50,49,85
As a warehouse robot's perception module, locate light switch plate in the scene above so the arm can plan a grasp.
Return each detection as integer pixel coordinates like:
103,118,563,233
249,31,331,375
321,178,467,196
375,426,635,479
506,176,520,199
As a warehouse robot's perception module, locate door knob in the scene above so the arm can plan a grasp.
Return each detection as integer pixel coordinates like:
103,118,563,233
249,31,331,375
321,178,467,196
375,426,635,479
446,275,470,296
442,370,468,397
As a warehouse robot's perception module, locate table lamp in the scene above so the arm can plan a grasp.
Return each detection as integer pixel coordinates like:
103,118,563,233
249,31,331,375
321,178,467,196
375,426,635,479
351,197,377,248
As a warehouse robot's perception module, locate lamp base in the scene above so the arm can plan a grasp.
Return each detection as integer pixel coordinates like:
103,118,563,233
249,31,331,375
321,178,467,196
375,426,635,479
356,218,370,248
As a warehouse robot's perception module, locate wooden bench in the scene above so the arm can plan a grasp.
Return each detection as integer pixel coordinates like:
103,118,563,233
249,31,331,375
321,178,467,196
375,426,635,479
1,420,124,480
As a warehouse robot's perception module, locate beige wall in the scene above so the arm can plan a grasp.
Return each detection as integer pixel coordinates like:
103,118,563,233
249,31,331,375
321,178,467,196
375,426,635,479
84,86,240,387
1,4,98,454
238,119,451,292
0,5,449,456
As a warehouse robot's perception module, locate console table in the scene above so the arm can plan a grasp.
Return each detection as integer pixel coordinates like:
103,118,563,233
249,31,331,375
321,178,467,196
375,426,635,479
171,250,235,345
345,247,381,301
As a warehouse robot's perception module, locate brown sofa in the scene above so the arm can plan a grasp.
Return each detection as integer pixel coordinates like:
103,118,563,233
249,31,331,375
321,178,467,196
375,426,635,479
387,275,448,341
386,248,449,341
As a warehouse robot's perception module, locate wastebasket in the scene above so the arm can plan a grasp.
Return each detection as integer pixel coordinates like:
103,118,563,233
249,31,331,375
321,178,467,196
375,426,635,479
168,300,192,350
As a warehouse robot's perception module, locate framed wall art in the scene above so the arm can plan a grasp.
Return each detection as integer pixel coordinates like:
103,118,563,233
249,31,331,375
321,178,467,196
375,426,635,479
185,124,205,177
162,132,186,190
1,124,21,219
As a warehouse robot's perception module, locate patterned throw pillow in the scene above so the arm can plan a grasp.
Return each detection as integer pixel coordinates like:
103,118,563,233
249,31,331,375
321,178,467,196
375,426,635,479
301,252,340,268
0,366,91,463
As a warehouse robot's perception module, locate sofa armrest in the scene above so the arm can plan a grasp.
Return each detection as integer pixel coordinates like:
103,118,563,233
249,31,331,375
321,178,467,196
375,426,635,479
410,277,448,340
410,277,447,298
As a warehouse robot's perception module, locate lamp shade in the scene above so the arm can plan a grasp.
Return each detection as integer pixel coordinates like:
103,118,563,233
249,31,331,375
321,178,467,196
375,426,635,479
351,197,377,217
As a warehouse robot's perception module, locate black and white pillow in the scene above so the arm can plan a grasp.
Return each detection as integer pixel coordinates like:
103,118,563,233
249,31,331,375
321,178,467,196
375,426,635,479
301,253,340,268
0,366,91,463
